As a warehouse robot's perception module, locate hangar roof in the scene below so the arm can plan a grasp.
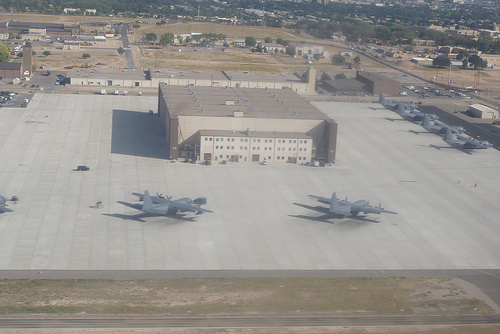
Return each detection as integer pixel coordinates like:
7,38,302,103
160,84,330,121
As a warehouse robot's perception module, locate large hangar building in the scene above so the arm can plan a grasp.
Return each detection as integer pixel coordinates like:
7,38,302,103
158,83,337,164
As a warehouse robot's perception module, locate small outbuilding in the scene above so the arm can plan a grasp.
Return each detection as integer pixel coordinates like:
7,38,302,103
468,104,498,119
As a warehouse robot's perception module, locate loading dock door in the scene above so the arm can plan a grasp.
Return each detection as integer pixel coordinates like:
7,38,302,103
252,154,260,162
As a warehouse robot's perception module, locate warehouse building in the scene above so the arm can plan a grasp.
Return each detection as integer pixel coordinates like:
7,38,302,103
69,68,317,94
0,21,80,39
355,70,400,95
158,83,337,164
467,104,498,119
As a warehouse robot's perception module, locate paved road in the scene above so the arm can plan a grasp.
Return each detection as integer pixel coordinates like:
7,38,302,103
1,315,500,329
120,23,135,69
420,105,500,150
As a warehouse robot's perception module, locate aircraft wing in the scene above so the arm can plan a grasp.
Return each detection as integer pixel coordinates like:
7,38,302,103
170,201,213,213
308,195,331,204
353,205,397,215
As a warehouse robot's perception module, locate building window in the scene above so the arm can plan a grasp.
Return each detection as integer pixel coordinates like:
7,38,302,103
269,147,272,150
245,139,248,142
300,140,303,144
220,155,223,158
231,146,234,149
232,138,235,142
299,148,302,151
268,156,271,159
204,138,208,141
293,140,296,143
226,155,229,158
304,148,307,151
264,147,267,151
216,146,219,149
209,138,212,141
289,140,292,143
293,148,296,151
288,148,291,151
240,138,243,142
216,138,219,141
257,139,261,142
269,139,273,143
227,146,230,149
264,139,268,143
135,82,140,87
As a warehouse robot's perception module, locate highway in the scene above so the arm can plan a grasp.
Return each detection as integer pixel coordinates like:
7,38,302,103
1,315,500,329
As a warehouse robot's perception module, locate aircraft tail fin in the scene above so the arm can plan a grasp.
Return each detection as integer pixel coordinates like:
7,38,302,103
329,192,338,212
396,103,404,115
378,94,386,105
422,114,430,127
444,128,453,143
142,190,154,211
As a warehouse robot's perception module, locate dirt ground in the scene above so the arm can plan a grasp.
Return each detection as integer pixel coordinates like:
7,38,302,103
0,277,497,317
1,326,500,334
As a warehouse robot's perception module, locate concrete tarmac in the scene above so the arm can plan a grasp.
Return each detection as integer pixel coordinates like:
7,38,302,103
0,95,499,273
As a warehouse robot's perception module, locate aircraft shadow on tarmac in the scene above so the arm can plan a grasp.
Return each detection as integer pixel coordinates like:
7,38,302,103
102,201,196,223
291,203,380,224
420,144,474,155
111,109,168,159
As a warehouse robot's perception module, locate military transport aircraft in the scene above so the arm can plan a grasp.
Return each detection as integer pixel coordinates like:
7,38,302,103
421,115,466,134
444,129,493,149
307,192,397,218
138,190,213,215
378,94,418,110
394,103,438,122
0,195,13,213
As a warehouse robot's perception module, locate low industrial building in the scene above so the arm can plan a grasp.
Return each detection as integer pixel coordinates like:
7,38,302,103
69,68,317,94
0,62,22,79
355,70,400,95
467,104,498,119
0,44,33,79
0,21,80,39
321,78,366,95
157,82,337,164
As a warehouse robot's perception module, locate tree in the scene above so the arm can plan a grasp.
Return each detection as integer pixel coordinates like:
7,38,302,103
320,72,331,81
0,44,10,62
332,53,346,66
432,56,450,68
334,72,346,80
132,24,140,28
264,37,272,44
353,55,361,64
468,55,487,70
176,35,184,44
159,33,174,47
276,38,289,46
456,50,468,60
42,50,51,57
144,33,158,44
117,47,124,55
82,53,91,59
245,36,256,47
17,51,22,58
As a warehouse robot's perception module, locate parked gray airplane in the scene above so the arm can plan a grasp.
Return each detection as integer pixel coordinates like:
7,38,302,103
139,190,213,215
308,192,397,218
444,128,492,149
421,115,466,134
378,94,418,110
0,195,13,213
394,103,438,122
